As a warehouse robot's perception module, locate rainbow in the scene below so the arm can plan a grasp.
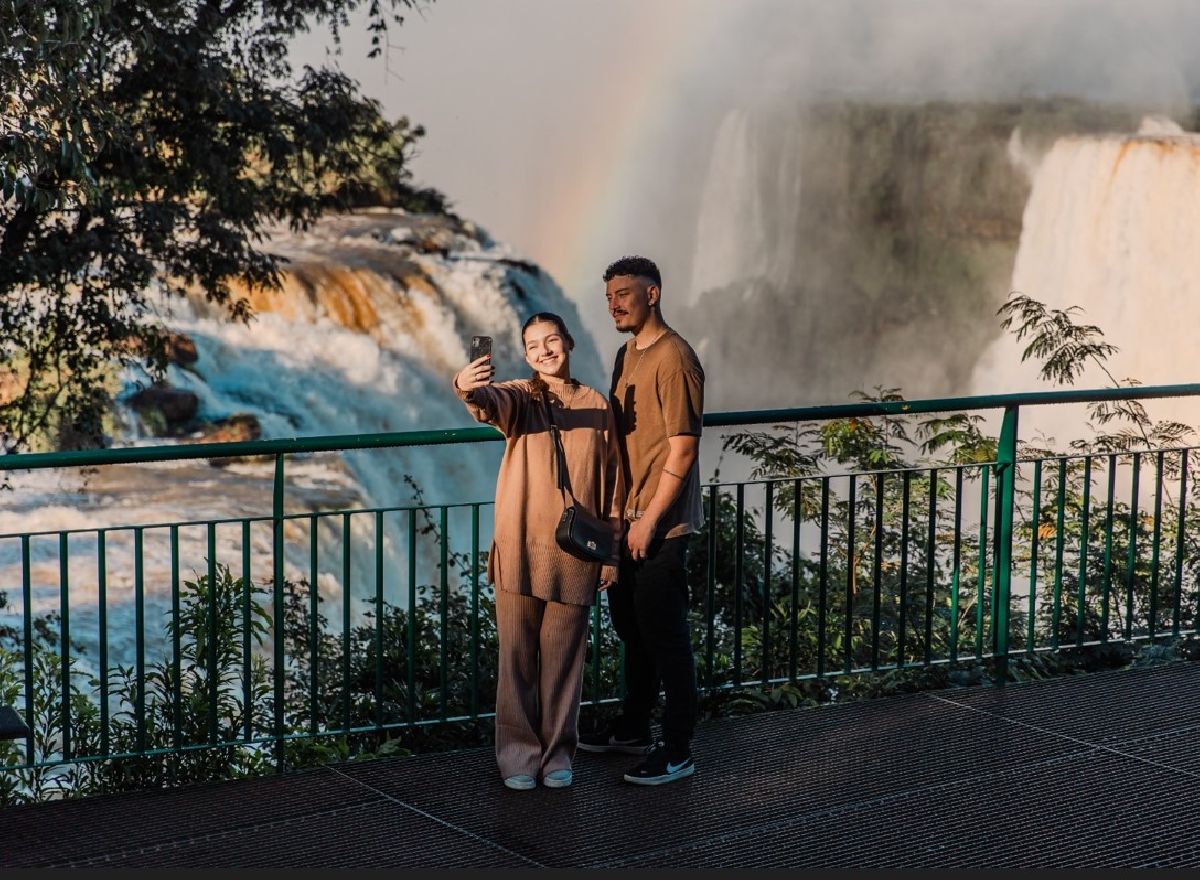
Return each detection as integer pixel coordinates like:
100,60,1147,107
530,4,736,313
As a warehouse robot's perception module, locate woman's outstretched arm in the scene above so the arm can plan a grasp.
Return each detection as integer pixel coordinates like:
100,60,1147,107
452,356,526,436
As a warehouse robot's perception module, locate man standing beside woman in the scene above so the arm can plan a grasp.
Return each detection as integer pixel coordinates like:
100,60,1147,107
577,255,704,786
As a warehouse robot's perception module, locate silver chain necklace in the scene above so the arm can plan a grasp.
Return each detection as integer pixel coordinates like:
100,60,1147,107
628,329,667,380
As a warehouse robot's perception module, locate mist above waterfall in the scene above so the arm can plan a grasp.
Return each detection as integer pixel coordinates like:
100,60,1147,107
700,0,1200,108
645,1,1200,410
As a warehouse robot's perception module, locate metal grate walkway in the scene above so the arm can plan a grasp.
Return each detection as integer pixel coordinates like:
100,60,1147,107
5,661,1200,868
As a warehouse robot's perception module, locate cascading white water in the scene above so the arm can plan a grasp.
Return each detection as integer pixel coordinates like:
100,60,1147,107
970,118,1200,442
687,106,805,306
689,109,768,303
0,209,603,667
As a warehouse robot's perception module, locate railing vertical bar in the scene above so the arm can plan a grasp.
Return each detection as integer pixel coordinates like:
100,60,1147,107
21,535,34,766
439,507,449,721
1052,459,1066,650
242,519,252,743
989,477,1004,661
762,482,774,685
98,530,110,758
817,478,830,679
1101,456,1116,643
375,510,385,730
992,404,1019,674
871,474,884,672
976,467,990,660
135,527,146,754
206,522,218,744
342,512,352,734
1149,451,1165,641
407,510,417,726
950,469,963,663
789,478,802,683
845,475,857,675
1028,461,1042,655
272,453,286,770
309,514,320,736
1125,453,1142,640
169,526,180,754
591,601,602,705
924,469,937,665
471,504,481,719
706,486,717,688
1173,449,1188,636
58,532,70,760
897,471,911,668
1075,457,1092,647
733,483,745,687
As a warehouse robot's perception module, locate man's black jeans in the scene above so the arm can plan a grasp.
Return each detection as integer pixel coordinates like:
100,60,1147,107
608,534,697,751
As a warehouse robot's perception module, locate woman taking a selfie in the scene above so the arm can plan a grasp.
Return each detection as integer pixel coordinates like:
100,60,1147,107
453,312,624,791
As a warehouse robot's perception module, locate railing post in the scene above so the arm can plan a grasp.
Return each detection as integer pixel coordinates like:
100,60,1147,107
992,405,1019,683
273,453,286,771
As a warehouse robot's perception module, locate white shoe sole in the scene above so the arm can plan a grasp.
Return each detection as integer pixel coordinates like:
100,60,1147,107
542,774,573,789
503,775,536,790
623,765,695,785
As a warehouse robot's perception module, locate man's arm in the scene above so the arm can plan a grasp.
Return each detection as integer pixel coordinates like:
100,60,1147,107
625,433,699,561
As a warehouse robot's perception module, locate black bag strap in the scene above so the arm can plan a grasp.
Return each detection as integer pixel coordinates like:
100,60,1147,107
542,390,576,504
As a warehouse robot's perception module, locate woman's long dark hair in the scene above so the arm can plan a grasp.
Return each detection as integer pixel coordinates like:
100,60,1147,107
522,312,576,398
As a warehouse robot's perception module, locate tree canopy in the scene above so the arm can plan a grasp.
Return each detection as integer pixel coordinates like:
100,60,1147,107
1,0,444,452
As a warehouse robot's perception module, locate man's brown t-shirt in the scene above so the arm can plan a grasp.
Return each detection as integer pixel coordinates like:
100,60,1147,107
610,329,705,538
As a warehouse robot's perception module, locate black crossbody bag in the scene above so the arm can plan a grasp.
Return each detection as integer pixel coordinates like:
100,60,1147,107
543,392,615,563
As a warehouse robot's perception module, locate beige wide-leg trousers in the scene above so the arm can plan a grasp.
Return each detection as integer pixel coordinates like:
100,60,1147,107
494,589,592,780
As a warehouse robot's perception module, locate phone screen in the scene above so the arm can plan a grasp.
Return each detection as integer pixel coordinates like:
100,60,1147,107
470,335,493,361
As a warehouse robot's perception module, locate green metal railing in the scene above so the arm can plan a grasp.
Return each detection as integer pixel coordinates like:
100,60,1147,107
3,383,1200,784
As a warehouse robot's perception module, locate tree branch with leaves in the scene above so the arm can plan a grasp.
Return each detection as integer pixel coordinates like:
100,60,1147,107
1,0,445,453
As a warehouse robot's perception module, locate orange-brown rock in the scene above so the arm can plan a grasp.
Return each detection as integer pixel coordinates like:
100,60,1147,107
0,371,23,406
195,413,262,445
163,333,199,366
123,330,200,367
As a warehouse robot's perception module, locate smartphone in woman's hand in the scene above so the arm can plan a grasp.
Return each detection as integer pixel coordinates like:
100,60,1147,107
469,336,494,384
470,335,493,362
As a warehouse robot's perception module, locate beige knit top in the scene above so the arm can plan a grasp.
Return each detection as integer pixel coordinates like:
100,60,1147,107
455,374,624,607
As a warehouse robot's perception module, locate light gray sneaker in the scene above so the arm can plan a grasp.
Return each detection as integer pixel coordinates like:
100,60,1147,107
503,774,536,790
542,769,573,788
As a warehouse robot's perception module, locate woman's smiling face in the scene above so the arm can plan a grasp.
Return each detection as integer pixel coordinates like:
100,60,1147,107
523,319,572,379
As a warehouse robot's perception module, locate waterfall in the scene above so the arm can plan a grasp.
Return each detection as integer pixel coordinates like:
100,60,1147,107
687,106,805,307
969,119,1200,442
689,109,769,303
0,209,602,667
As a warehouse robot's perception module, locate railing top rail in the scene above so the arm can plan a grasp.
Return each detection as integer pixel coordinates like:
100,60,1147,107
5,382,1200,472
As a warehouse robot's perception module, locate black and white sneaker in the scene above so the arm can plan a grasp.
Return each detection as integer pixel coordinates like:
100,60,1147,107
622,742,695,785
577,722,653,755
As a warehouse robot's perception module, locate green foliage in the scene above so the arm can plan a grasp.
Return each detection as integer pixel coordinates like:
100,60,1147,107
998,295,1119,386
710,291,1200,687
0,0,444,453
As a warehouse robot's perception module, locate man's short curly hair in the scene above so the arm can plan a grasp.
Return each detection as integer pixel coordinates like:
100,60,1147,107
603,255,661,288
